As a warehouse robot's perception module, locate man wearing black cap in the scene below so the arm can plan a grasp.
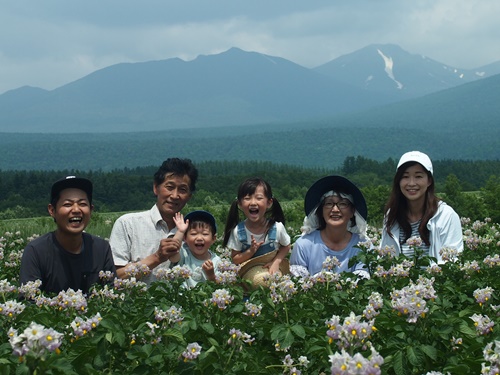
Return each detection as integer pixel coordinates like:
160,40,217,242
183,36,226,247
19,176,116,294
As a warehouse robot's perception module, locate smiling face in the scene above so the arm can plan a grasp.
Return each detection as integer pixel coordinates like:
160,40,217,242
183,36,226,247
238,184,273,226
321,196,354,230
184,222,216,260
399,163,432,205
154,173,192,221
48,188,93,236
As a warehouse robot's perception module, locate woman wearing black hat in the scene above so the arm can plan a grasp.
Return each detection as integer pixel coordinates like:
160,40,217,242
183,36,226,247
290,176,369,278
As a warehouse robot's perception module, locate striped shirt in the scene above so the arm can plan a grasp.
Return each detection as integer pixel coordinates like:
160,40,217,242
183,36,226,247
399,220,430,257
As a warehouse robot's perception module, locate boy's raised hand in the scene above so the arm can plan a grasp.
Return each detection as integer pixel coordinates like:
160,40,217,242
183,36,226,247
173,212,189,234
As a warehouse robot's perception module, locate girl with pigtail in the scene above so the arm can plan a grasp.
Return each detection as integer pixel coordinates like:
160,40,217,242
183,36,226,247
223,177,291,275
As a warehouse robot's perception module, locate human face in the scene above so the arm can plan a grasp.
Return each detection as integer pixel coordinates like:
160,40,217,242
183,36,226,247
399,164,431,204
321,196,353,229
184,223,216,261
154,173,192,220
48,188,93,235
238,185,272,225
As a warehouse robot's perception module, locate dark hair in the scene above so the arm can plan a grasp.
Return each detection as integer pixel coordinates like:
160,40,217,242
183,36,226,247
315,192,356,231
384,161,439,245
223,177,286,247
188,220,216,237
153,158,198,192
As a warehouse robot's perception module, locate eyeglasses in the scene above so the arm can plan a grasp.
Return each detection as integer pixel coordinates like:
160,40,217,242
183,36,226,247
323,200,351,210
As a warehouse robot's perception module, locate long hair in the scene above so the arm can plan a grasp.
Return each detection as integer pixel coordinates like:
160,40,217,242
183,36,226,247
223,177,286,247
384,161,439,245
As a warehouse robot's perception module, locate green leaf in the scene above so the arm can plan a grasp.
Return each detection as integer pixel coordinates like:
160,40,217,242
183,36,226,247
207,337,219,347
163,328,184,342
290,324,306,338
105,332,113,343
458,321,477,338
15,364,29,375
420,344,437,361
200,323,215,334
406,345,421,367
114,330,126,347
392,350,406,375
280,328,295,349
270,323,286,341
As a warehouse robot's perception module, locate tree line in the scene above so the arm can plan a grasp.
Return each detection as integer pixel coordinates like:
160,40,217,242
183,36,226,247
1,157,499,225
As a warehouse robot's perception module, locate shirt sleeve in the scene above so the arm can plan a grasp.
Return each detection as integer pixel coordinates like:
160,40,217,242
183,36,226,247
19,243,43,285
103,242,117,275
276,222,291,246
440,208,464,253
226,226,243,252
109,217,132,266
290,237,308,267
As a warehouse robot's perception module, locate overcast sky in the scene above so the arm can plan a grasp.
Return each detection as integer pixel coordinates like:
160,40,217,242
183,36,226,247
1,0,499,94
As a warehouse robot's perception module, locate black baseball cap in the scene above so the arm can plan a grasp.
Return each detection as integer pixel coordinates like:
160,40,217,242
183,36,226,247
51,176,93,204
184,210,217,233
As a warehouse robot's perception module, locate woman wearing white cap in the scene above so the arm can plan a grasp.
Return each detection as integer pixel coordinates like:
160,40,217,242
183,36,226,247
290,175,369,278
380,151,463,263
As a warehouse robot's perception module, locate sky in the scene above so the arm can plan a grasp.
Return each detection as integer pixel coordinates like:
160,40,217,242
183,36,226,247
1,0,500,94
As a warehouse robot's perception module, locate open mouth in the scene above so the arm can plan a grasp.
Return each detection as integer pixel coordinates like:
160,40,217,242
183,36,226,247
249,208,259,215
329,214,342,219
194,243,205,251
69,217,83,223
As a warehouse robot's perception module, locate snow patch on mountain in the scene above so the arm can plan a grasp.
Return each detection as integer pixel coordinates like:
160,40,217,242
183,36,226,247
377,49,403,89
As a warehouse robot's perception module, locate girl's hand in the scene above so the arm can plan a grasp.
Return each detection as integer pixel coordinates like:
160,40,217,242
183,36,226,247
250,235,265,254
173,212,189,234
263,260,281,275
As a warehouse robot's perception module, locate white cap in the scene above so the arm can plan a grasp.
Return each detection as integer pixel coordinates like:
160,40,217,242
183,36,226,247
397,151,433,175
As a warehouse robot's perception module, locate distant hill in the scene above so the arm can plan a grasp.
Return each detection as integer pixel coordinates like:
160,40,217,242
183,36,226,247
333,71,500,132
1,64,500,171
0,48,383,133
1,44,499,133
314,44,500,99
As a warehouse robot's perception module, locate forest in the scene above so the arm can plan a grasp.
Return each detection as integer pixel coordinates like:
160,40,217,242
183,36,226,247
1,156,499,227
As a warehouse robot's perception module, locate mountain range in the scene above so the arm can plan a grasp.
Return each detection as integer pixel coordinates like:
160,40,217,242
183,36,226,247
1,43,499,133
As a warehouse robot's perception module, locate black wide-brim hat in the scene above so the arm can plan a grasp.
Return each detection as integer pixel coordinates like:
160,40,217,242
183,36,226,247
304,175,367,220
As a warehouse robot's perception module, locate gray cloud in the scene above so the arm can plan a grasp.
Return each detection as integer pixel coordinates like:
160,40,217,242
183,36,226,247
0,0,499,94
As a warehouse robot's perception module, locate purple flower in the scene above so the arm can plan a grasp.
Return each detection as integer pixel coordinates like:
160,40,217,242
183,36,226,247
181,342,202,361
209,288,234,310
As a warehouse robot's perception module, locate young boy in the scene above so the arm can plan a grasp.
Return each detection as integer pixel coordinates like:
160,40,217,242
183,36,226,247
19,176,116,294
170,210,221,288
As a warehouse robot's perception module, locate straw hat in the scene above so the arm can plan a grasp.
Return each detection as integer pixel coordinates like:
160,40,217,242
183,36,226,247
238,251,290,288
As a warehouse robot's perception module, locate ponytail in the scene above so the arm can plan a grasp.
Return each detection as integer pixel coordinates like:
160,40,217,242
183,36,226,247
223,199,241,247
268,197,286,227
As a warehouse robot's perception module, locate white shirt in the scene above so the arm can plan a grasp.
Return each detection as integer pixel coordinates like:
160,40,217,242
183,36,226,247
109,204,176,284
